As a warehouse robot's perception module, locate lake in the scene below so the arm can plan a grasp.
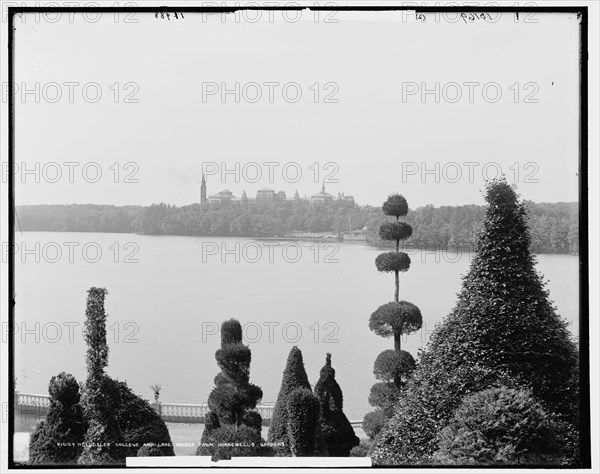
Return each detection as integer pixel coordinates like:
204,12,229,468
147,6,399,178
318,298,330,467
12,232,579,422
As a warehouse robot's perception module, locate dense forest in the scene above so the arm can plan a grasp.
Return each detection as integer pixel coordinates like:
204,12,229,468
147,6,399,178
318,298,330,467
15,200,579,254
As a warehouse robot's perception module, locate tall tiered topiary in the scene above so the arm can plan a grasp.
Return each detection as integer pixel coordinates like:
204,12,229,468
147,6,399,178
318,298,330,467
314,354,359,456
197,319,264,460
372,178,579,466
363,195,422,439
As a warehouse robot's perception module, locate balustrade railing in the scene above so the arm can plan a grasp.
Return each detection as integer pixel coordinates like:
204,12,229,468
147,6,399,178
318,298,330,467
15,392,277,424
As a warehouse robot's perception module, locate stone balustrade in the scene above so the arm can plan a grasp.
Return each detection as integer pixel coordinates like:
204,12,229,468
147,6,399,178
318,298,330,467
15,392,277,425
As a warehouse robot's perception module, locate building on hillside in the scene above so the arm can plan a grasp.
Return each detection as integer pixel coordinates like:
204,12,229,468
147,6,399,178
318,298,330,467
310,184,335,205
208,189,238,204
200,181,355,206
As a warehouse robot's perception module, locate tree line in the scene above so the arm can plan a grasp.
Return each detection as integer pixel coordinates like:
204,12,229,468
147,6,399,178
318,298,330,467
16,199,579,254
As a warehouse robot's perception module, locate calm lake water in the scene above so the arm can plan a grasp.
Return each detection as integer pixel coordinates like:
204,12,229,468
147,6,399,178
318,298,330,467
13,232,579,421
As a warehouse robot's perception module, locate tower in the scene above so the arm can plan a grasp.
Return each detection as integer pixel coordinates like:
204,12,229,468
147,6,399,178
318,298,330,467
201,173,207,204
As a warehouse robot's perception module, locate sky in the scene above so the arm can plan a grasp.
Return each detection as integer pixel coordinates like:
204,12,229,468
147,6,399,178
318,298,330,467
9,9,581,208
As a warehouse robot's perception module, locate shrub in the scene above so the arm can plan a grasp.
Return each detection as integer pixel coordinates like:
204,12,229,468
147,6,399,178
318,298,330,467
362,409,388,440
242,411,263,432
379,222,412,241
368,383,400,413
201,319,263,459
207,320,262,426
369,302,422,342
221,318,243,345
137,444,166,457
29,373,87,465
372,179,580,466
350,441,373,457
314,354,359,456
375,252,411,273
268,346,312,455
196,425,263,461
382,194,408,218
287,388,321,457
365,193,421,440
373,350,416,385
109,378,175,458
433,387,563,465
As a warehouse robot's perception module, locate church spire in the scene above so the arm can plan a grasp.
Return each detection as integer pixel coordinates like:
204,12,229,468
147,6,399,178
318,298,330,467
200,172,207,204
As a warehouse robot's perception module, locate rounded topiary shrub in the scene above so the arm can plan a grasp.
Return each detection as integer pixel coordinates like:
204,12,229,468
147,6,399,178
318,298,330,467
382,194,408,218
375,252,411,273
362,409,388,440
368,382,399,413
369,302,422,338
434,386,563,465
373,350,416,384
379,222,413,242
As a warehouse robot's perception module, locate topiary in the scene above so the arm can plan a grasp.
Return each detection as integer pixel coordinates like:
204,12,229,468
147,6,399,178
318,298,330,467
368,383,400,414
375,252,411,273
364,193,422,439
313,354,359,456
350,441,373,457
108,378,175,458
379,222,412,241
382,194,408,218
287,388,321,457
137,444,166,457
373,350,416,386
433,387,563,465
372,179,580,466
268,346,312,455
362,409,388,440
369,302,422,351
200,319,264,460
196,424,263,461
29,373,87,465
207,320,263,427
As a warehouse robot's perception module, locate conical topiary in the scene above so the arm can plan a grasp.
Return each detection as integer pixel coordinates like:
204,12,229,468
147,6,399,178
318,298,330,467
268,346,312,454
314,354,359,456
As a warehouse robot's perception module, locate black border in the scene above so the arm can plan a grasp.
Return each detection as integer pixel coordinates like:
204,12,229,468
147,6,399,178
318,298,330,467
6,4,590,470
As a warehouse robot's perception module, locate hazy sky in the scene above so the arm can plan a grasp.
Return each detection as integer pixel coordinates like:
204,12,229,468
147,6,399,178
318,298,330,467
11,9,581,208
